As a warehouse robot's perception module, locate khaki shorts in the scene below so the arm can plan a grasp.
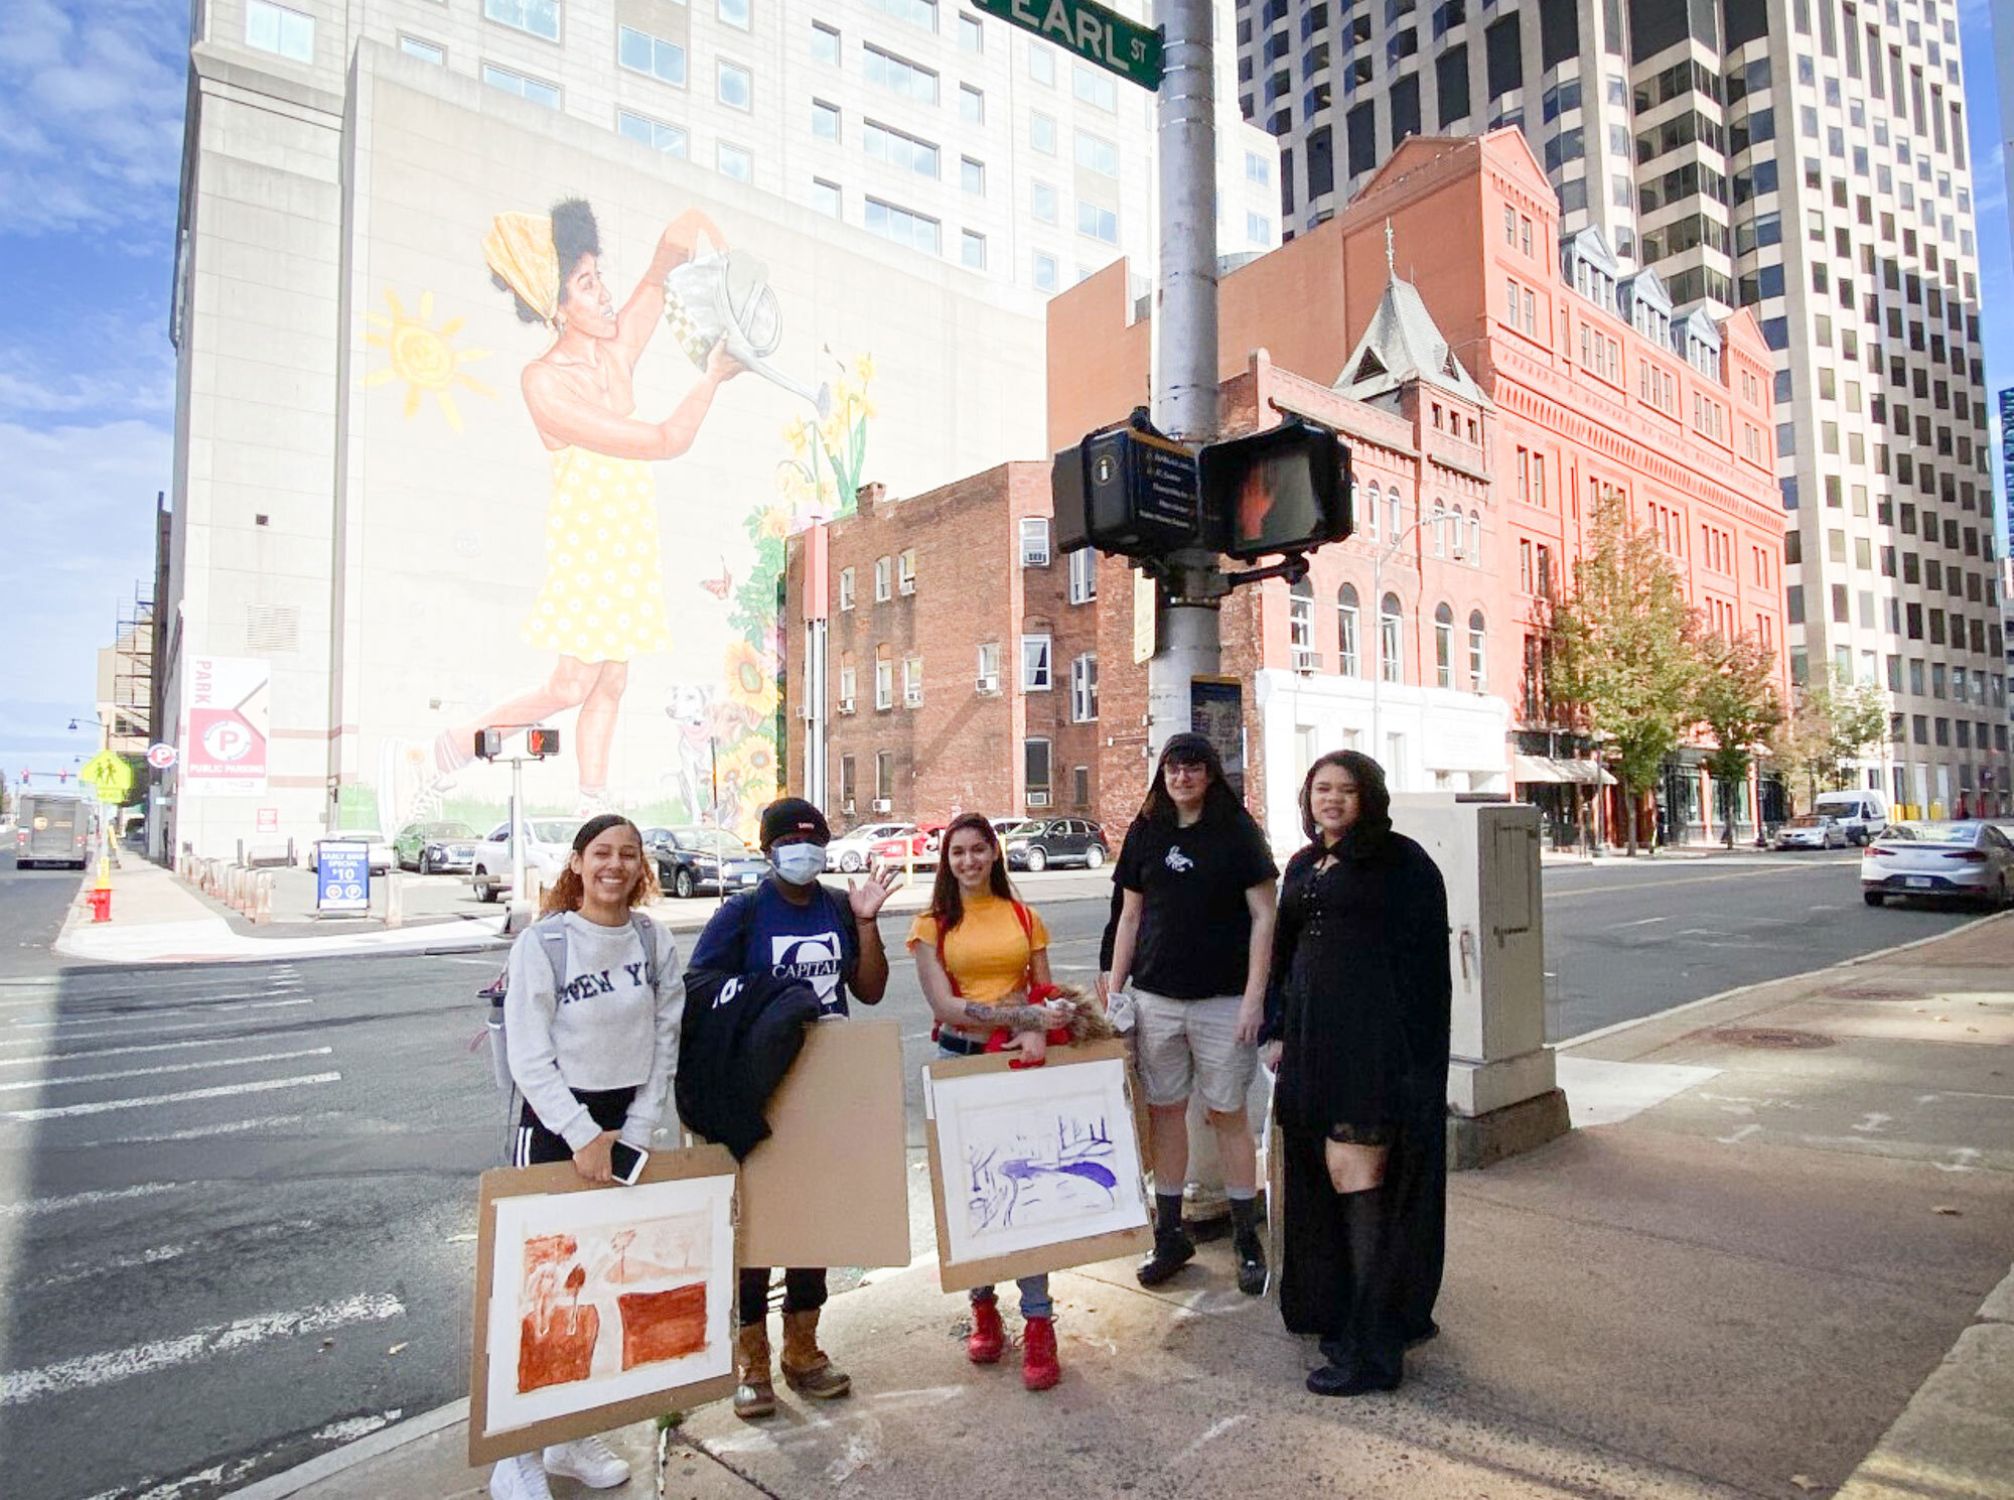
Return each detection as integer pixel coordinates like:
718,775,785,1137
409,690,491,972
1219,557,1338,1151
1133,990,1257,1114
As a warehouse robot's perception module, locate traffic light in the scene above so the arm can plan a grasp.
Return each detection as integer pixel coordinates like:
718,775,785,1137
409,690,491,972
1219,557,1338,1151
1052,416,1201,561
473,728,503,761
1199,416,1353,560
526,727,561,759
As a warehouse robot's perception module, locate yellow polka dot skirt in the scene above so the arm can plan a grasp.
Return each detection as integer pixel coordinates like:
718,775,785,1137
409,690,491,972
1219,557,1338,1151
521,446,673,663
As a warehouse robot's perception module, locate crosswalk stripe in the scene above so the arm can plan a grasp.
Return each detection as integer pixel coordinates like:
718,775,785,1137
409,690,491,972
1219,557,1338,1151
0,984,301,1014
0,1072,342,1123
0,1183,195,1220
0,1048,335,1096
0,1000,312,1048
0,1293,405,1406
0,1036,257,1069
8,997,312,1034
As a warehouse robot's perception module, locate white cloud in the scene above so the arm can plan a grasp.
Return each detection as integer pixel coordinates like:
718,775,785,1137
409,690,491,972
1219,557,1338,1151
0,0,187,237
0,419,169,757
0,312,177,421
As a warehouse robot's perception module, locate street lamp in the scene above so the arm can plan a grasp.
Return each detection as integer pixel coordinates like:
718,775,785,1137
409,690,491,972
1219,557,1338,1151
1366,508,1453,771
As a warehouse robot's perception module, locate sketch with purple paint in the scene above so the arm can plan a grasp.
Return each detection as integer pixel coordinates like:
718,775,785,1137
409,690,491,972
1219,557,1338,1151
932,1057,1149,1265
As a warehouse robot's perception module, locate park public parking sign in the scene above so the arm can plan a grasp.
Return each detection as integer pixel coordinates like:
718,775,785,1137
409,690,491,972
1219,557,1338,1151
969,0,1163,89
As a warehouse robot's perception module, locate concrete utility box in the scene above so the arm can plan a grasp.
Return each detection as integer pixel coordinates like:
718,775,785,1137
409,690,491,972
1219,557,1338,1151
1393,795,1569,1168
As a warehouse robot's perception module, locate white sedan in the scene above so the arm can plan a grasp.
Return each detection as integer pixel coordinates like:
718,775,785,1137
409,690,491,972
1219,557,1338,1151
824,821,911,874
1861,821,2014,908
1774,814,1847,850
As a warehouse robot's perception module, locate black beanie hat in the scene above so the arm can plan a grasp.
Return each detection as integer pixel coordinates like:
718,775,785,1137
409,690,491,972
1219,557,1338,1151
758,797,831,851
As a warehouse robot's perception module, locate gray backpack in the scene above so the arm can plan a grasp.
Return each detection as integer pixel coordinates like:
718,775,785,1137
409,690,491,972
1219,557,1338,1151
483,911,662,1094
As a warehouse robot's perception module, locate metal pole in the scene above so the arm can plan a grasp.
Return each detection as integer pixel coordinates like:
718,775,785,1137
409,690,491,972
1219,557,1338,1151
509,755,525,907
1144,0,1222,759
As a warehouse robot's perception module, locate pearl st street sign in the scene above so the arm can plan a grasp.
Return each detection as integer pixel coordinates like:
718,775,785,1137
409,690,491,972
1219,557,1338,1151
968,0,1163,90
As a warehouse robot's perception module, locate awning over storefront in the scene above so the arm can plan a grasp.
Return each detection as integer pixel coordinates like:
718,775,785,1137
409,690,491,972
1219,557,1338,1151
1511,754,1616,786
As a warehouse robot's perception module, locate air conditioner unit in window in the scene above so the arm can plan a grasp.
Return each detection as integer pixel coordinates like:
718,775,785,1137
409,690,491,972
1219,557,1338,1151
898,578,916,595
1027,790,1051,808
904,688,923,707
1292,648,1320,673
1022,546,1051,567
976,674,1000,694
842,800,856,815
872,798,893,813
838,697,856,715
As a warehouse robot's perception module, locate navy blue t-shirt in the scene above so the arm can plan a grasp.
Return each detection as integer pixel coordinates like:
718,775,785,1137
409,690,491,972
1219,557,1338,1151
687,880,861,1018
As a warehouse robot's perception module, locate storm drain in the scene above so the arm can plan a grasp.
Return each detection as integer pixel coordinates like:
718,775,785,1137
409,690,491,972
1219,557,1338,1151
1694,1026,1837,1050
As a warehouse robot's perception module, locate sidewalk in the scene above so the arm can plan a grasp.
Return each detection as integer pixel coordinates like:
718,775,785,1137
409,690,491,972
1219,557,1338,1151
266,915,2014,1499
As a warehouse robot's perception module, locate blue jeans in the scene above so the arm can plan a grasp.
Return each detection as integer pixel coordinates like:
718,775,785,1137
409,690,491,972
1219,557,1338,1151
972,1277,1052,1319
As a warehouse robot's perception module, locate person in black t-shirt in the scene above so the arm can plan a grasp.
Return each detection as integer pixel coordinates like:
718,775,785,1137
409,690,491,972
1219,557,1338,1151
1107,733,1278,1295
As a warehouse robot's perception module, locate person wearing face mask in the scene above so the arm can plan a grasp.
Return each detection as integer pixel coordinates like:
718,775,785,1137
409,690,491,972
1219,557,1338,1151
684,797,896,1420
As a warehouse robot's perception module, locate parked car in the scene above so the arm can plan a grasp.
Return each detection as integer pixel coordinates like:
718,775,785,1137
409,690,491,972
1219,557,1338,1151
1004,818,1110,872
645,826,770,899
394,820,479,874
1772,814,1847,851
308,830,393,875
823,821,911,874
1812,789,1889,846
469,818,577,902
870,821,947,868
1861,821,2014,908
990,817,1027,842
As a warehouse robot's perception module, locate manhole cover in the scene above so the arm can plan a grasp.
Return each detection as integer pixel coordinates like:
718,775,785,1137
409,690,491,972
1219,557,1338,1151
1695,1026,1837,1050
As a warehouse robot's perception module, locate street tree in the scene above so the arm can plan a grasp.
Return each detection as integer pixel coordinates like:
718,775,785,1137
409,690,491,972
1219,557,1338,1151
1772,671,1888,804
1692,633,1784,846
1548,489,1704,855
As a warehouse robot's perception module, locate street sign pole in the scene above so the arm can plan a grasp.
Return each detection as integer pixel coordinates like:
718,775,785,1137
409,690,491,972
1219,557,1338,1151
1146,0,1224,761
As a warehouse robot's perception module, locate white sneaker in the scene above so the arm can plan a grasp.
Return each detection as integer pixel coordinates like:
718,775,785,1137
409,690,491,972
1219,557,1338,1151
542,1434,632,1488
490,1454,555,1500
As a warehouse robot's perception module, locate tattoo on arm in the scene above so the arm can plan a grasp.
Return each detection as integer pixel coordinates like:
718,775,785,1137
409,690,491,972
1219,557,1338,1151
965,1000,1050,1033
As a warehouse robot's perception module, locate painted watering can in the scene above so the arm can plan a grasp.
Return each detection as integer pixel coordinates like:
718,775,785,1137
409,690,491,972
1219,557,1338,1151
664,250,833,418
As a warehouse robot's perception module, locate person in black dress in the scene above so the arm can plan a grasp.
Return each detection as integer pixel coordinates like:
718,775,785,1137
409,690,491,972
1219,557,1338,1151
1264,750,1449,1396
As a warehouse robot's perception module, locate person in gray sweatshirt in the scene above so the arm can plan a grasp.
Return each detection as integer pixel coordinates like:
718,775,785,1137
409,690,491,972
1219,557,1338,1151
492,812,684,1500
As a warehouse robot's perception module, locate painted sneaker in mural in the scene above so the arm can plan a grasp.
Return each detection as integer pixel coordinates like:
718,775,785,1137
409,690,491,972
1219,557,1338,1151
542,1435,630,1488
573,789,621,821
375,734,464,831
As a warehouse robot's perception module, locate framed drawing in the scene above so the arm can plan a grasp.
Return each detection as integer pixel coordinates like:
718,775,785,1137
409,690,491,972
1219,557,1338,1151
468,1147,739,1466
923,1040,1154,1293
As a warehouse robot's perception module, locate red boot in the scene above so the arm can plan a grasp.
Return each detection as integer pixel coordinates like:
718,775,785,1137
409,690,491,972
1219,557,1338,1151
967,1295,1005,1365
1021,1315,1060,1391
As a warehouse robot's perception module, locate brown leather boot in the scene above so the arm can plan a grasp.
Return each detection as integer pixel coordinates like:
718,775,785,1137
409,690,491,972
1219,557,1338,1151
779,1308,851,1399
733,1322,776,1419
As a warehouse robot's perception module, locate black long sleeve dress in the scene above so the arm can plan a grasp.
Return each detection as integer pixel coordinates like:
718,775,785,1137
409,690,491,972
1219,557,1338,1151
1266,821,1450,1342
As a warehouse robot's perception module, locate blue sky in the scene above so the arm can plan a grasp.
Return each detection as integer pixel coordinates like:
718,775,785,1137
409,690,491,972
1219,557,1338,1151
0,0,2009,791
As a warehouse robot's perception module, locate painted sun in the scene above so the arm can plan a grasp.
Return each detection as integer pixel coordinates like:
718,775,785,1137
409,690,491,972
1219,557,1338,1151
364,289,494,432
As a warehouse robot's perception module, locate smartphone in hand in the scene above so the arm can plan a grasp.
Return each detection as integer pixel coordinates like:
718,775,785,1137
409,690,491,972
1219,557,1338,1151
609,1142,649,1186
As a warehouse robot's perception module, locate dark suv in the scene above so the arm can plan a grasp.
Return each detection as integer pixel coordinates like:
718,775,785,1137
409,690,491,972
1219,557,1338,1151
1003,818,1109,872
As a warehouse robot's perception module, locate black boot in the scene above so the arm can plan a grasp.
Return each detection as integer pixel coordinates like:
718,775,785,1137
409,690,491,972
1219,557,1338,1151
1230,1197,1266,1296
1136,1226,1197,1287
1306,1187,1402,1398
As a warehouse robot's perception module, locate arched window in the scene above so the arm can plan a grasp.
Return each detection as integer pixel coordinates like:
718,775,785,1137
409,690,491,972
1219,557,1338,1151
1434,602,1455,689
1468,510,1482,567
1468,609,1487,692
1431,500,1448,557
1338,583,1360,676
1386,487,1403,540
1364,480,1382,540
1289,577,1316,668
1380,593,1403,684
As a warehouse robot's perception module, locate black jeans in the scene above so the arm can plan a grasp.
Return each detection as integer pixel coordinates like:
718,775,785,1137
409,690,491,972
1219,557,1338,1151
739,1267,828,1326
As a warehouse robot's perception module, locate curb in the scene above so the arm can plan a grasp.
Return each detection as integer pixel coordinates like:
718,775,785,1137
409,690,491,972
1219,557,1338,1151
1557,906,2014,1052
229,1400,469,1500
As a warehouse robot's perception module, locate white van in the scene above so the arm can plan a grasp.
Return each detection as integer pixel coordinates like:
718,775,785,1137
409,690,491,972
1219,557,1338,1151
1811,789,1889,845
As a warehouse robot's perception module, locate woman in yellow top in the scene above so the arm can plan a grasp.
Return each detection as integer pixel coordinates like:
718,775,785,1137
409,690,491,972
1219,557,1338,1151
908,812,1069,1391
439,199,744,814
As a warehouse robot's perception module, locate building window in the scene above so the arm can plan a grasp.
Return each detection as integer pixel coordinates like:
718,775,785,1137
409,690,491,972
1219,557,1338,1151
1071,654,1099,721
1380,593,1403,684
875,654,894,710
839,753,857,807
1032,181,1059,224
811,177,841,216
864,45,938,103
811,99,840,140
977,641,1001,691
1019,517,1051,566
1025,738,1053,804
865,197,940,255
960,84,985,123
1248,212,1272,243
864,120,939,177
1289,578,1316,668
959,13,984,50
1467,610,1486,691
1033,253,1059,292
1031,112,1057,154
1076,201,1119,244
483,63,560,107
485,0,560,42
1028,41,1056,85
400,35,446,64
811,21,840,63
718,60,753,109
1074,131,1120,177
248,0,315,60
1386,488,1402,538
961,156,985,194
1338,584,1360,676
1434,602,1455,689
837,567,855,610
876,749,894,801
1068,548,1097,604
1073,765,1091,807
1073,65,1117,110
618,110,688,155
717,142,753,180
961,230,987,269
903,654,924,707
719,0,751,28
897,548,917,594
869,0,938,30
874,555,892,601
1021,635,1053,691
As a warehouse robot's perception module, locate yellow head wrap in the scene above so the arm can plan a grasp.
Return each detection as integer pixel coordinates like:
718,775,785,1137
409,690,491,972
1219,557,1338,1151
482,211,560,325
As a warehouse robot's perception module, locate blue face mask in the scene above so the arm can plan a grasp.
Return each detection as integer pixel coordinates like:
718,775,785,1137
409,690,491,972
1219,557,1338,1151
772,842,827,885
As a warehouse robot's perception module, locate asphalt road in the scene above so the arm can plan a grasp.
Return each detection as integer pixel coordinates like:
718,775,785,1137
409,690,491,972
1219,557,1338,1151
0,850,1987,1499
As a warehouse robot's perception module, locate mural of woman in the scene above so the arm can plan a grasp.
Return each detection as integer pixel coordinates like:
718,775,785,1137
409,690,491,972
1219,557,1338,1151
415,199,744,818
